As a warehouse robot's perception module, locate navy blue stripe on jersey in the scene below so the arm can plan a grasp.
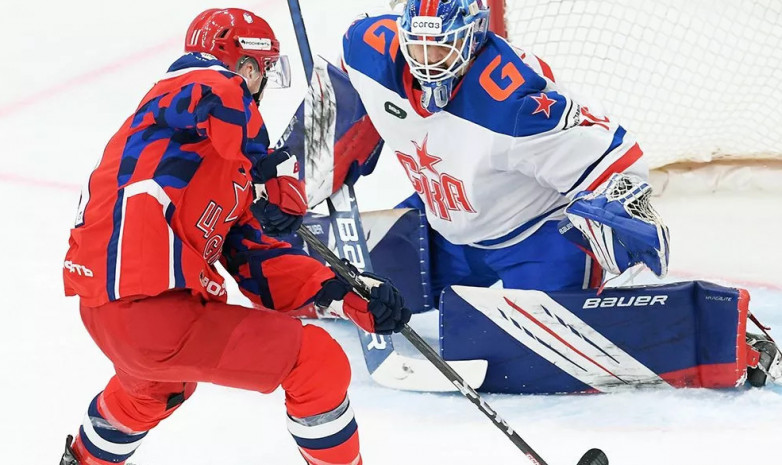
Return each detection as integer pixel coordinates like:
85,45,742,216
195,91,248,127
244,122,270,170
117,156,138,187
118,127,173,186
131,95,162,129
211,101,248,126
160,83,199,129
173,234,185,288
225,222,312,309
563,126,627,195
169,128,205,145
163,203,186,288
476,204,565,247
164,203,175,223
153,150,203,189
106,189,125,301
246,123,270,153
235,272,272,307
234,248,311,302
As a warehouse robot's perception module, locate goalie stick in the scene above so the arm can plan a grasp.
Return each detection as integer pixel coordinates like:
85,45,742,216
298,225,610,465
286,0,487,391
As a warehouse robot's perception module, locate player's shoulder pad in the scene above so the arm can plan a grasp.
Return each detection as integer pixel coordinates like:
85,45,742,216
157,54,252,114
342,14,406,96
165,53,239,84
448,33,570,137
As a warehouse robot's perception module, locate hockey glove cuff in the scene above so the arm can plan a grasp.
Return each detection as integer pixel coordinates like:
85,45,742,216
315,268,411,335
251,149,307,236
561,173,670,277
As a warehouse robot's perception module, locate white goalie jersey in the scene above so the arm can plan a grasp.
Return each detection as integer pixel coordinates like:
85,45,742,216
342,14,648,248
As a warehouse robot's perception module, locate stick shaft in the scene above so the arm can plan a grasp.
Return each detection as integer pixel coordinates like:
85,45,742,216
297,225,549,465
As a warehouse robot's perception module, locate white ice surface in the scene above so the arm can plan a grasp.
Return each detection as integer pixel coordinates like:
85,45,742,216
1,1,781,464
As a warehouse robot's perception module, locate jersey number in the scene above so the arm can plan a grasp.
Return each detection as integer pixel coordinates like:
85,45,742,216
196,201,225,264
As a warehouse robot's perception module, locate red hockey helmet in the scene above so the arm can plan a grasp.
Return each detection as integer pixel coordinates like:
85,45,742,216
184,8,284,76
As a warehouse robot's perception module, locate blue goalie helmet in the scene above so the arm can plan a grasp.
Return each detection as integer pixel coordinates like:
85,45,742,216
398,0,490,113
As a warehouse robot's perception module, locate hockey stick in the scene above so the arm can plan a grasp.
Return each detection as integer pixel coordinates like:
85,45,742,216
325,182,487,391
286,0,314,81
298,224,609,465
286,0,487,391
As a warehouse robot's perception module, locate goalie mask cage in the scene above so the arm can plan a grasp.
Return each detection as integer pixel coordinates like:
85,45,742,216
487,0,782,193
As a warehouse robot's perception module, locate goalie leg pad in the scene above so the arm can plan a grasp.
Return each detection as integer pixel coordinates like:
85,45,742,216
441,281,751,393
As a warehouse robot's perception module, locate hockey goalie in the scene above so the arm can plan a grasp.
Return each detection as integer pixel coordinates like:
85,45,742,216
264,0,781,394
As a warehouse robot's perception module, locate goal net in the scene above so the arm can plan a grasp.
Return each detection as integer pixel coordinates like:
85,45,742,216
489,0,782,192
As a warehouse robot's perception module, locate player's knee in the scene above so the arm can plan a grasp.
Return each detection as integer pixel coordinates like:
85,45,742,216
282,325,351,418
102,377,197,431
163,382,196,411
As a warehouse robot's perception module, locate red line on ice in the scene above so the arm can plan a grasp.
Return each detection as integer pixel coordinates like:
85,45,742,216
0,37,180,119
0,172,81,192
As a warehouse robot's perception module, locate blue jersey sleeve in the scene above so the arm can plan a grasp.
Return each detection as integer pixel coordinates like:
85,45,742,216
222,207,334,311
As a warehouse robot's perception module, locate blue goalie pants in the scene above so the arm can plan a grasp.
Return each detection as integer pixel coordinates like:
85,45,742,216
397,193,602,309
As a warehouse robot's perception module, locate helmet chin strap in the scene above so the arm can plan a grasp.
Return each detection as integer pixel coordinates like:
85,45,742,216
420,78,455,113
253,75,268,106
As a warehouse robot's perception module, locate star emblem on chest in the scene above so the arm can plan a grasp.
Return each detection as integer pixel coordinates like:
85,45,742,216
412,135,442,175
531,92,557,118
224,180,250,223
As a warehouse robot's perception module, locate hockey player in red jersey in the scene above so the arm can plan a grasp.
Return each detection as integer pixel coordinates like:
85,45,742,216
59,8,410,465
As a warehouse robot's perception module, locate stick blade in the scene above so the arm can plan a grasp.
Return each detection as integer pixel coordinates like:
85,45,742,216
577,448,608,465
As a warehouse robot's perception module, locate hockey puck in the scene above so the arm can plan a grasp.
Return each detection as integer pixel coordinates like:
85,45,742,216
576,448,608,465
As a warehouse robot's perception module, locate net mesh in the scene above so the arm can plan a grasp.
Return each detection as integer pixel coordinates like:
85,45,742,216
587,174,660,224
500,0,782,169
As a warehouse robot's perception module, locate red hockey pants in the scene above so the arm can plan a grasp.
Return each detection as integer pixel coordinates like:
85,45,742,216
76,290,357,463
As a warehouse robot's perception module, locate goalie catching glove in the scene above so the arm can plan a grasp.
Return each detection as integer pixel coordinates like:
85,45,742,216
251,149,307,236
560,173,670,277
315,261,412,335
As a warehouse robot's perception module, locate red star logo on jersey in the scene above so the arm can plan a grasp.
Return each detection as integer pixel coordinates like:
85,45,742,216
412,134,442,175
531,93,557,118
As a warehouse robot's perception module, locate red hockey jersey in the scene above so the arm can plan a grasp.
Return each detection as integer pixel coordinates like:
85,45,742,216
64,53,331,309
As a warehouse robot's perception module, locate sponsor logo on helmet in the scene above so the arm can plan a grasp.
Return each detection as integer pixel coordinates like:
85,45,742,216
238,37,272,51
243,12,253,23
410,16,442,35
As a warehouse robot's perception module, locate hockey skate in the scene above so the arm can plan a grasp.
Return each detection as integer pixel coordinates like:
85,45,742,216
59,435,79,465
746,333,782,387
